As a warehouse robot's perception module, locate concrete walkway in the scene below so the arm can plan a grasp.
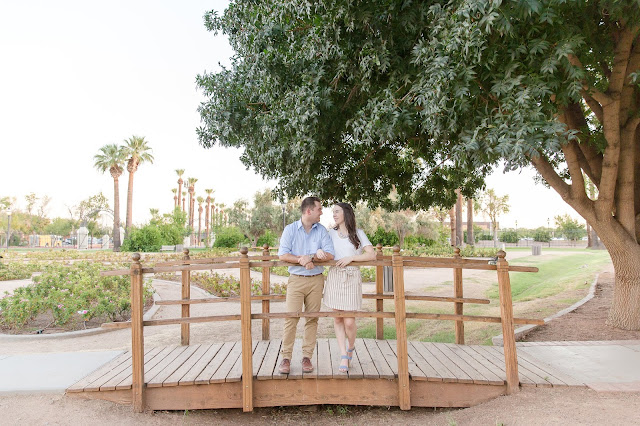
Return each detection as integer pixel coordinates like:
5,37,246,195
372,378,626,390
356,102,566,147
1,340,638,395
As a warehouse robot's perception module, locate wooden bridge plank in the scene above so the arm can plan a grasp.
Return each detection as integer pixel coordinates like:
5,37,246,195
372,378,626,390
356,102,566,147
226,340,258,383
288,339,304,380
179,343,222,385
363,338,394,379
422,342,474,384
251,340,270,378
406,342,443,382
142,346,189,388
375,339,399,376
89,346,159,392
437,343,489,385
272,343,287,380
164,344,212,386
411,342,458,383
347,341,364,379
148,345,201,388
458,345,507,383
329,338,348,379
469,345,537,387
257,339,281,380
388,340,426,381
67,350,130,392
210,342,242,384
106,346,166,391
303,341,318,379
194,341,234,385
354,339,380,379
488,346,552,387
316,338,333,379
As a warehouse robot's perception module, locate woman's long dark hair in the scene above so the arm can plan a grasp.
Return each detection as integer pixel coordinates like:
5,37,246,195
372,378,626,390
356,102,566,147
334,202,361,249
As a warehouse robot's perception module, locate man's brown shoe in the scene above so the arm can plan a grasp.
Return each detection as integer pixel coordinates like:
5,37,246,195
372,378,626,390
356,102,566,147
278,358,291,374
301,357,314,373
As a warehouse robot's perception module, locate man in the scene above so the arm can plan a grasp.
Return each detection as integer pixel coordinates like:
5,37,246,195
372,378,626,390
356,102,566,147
278,196,335,373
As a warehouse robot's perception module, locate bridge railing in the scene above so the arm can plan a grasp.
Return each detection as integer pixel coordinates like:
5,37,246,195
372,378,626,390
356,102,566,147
101,244,541,412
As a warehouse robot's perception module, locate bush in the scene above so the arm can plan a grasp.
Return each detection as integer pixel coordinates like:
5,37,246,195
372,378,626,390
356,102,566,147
0,262,154,329
499,230,518,243
369,226,399,247
121,226,164,252
214,226,247,248
257,229,278,248
0,262,42,281
533,227,551,242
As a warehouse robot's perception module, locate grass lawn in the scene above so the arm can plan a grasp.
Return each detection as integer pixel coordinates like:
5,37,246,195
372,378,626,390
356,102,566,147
340,249,612,346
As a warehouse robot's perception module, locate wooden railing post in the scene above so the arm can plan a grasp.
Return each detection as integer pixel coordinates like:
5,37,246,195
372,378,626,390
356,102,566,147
130,253,145,412
392,246,411,410
375,244,384,340
181,248,191,346
496,250,520,394
453,247,464,344
239,247,253,412
261,244,271,340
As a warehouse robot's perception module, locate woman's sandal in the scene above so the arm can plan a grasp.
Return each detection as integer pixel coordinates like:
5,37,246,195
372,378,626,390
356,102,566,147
346,345,355,361
339,355,350,373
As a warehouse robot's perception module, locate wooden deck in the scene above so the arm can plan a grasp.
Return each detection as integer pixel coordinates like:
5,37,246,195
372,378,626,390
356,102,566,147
67,338,579,410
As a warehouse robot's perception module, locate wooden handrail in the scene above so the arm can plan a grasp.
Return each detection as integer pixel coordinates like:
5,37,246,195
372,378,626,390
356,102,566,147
102,311,543,329
116,245,536,412
153,293,492,305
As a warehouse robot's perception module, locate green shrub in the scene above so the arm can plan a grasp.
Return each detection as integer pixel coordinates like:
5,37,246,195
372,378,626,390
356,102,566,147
121,226,164,252
213,226,247,248
0,262,154,329
257,229,278,248
0,262,42,281
499,230,518,243
369,226,398,247
156,271,286,297
533,227,551,242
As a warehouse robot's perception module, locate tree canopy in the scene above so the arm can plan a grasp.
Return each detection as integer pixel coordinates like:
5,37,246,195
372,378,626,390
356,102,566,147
197,1,640,328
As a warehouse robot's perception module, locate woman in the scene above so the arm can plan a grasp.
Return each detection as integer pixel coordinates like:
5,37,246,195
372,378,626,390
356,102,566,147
317,202,375,373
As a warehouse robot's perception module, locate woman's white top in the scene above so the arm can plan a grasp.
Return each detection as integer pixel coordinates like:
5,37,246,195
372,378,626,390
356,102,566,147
328,228,372,260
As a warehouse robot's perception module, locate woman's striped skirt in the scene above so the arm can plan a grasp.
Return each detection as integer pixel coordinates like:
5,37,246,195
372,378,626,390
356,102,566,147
323,266,362,311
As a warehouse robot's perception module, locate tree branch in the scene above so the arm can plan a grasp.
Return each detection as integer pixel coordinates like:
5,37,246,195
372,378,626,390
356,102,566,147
568,54,611,106
608,25,639,95
582,92,604,124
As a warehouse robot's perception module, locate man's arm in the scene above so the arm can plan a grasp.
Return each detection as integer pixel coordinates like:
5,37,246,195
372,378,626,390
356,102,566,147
277,224,313,267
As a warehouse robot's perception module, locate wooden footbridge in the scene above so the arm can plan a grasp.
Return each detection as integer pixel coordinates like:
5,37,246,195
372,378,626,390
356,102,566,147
67,246,546,412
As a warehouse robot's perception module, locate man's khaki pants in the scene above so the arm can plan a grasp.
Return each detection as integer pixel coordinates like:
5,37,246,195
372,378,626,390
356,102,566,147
280,274,324,360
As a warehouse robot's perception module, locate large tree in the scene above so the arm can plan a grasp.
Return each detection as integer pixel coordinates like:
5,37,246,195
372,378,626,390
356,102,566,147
122,136,154,236
94,144,126,251
197,1,640,329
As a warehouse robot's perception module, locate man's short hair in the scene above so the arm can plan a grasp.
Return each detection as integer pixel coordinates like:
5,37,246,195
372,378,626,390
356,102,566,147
300,196,321,214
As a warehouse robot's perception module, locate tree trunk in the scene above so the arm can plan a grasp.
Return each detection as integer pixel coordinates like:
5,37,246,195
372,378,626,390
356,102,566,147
455,189,463,246
113,176,121,251
449,208,455,247
607,243,640,330
466,198,474,245
125,169,136,236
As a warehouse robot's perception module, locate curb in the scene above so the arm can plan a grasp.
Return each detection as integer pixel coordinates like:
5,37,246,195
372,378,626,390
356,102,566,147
492,273,600,346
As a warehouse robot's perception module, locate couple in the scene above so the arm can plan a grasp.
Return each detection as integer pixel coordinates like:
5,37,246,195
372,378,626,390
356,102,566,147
277,196,375,374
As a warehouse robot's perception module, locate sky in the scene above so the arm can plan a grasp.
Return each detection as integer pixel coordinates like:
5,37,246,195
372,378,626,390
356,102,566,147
0,1,584,231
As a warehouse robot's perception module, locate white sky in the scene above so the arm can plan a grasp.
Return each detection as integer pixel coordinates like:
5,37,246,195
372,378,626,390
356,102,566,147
0,1,583,231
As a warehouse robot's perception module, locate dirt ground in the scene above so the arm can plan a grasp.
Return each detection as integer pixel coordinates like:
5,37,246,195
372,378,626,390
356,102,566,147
2,252,640,424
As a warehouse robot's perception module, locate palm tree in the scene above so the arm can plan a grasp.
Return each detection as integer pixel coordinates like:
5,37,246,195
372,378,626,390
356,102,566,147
175,169,185,211
187,177,198,244
123,135,154,236
205,189,214,246
93,144,126,251
171,188,178,208
197,196,204,246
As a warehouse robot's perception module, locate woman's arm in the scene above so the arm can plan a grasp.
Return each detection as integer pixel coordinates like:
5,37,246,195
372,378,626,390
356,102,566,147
335,245,376,267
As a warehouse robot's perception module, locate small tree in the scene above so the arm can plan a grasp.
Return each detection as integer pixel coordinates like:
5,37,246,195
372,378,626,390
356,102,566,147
555,214,587,242
476,189,510,247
